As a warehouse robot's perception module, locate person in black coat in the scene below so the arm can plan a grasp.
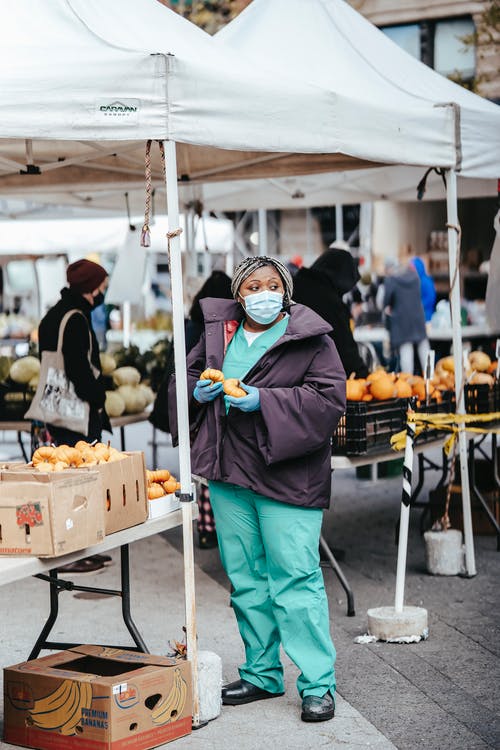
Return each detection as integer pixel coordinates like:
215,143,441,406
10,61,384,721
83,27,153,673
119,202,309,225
185,270,233,351
37,259,111,447
292,244,368,378
36,259,111,574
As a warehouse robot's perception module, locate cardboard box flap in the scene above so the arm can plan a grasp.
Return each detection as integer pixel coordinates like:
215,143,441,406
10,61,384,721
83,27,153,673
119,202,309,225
70,645,179,668
1,467,100,485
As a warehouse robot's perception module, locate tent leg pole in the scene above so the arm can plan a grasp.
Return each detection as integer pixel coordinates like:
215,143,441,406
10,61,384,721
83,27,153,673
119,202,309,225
122,301,131,348
394,424,415,612
446,168,476,577
335,204,343,242
258,208,268,256
186,206,197,278
163,139,201,725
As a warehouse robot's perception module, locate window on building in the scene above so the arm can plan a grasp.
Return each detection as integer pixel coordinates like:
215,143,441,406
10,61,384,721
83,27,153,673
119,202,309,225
383,23,420,60
382,17,475,83
434,18,475,80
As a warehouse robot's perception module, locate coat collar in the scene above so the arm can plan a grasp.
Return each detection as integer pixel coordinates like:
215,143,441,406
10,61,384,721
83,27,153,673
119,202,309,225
200,297,332,340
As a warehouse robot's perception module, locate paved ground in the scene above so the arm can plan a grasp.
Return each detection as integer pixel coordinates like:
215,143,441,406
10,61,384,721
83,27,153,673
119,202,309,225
0,423,498,749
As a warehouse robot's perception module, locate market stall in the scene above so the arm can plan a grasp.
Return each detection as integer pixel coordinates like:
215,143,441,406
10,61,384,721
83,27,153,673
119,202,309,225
0,0,458,727
0,0,497,704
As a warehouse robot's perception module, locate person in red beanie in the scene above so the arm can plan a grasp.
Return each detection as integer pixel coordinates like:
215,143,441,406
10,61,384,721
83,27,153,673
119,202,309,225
35,258,111,573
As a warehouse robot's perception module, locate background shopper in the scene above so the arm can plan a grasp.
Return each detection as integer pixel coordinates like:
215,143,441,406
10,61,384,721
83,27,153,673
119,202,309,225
383,260,430,374
36,258,111,574
292,243,368,377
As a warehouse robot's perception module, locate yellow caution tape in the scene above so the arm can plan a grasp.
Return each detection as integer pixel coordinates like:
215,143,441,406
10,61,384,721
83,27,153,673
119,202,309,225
390,411,500,455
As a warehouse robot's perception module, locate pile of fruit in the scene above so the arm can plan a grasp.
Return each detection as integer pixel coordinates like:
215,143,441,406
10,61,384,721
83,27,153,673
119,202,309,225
0,352,156,418
346,370,434,403
345,351,498,404
146,469,181,499
109,339,172,393
100,354,155,417
0,312,34,340
31,441,125,472
432,351,497,389
0,355,40,415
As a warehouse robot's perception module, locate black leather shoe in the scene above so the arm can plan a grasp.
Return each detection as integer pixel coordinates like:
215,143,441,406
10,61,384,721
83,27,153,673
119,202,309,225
222,679,284,705
198,531,218,550
301,691,335,722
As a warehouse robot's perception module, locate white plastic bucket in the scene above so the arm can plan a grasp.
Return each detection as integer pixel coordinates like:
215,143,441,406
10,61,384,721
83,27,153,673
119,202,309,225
424,529,464,576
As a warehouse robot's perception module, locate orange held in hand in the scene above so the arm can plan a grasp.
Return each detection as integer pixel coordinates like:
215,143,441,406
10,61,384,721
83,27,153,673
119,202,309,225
223,378,247,398
200,368,225,384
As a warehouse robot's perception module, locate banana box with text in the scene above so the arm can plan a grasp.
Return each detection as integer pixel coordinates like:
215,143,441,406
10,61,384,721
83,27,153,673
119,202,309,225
77,451,148,535
0,466,104,557
4,645,192,750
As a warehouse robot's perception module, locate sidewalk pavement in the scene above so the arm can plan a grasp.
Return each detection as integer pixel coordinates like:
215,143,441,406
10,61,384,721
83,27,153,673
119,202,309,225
0,421,498,749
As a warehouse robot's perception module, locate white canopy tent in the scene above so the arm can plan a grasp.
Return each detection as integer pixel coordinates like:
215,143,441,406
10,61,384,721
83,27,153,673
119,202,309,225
213,0,500,583
0,0,492,667
216,0,500,180
0,0,458,196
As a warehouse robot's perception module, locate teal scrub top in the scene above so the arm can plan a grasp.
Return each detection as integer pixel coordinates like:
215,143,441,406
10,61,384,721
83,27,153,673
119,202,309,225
213,314,289,499
222,315,289,411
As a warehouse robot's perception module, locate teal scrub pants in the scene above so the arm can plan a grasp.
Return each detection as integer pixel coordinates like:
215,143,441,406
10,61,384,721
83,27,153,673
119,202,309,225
209,481,336,698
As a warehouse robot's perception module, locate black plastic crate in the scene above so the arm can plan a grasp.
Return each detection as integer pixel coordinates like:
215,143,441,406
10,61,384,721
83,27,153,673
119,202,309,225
0,381,32,420
332,397,410,456
465,382,499,416
412,391,455,444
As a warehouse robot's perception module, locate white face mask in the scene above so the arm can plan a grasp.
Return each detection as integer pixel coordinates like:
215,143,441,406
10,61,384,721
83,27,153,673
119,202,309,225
242,289,283,324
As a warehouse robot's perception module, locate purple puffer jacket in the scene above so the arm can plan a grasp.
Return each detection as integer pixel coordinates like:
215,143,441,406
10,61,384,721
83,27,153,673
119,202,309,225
168,299,346,509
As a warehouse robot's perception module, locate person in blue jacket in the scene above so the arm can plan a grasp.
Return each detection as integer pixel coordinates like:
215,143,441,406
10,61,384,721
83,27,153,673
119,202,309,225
411,257,436,323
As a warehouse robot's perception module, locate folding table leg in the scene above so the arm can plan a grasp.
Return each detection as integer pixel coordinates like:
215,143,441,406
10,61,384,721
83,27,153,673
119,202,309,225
28,545,149,658
120,545,148,652
29,569,60,660
469,440,500,551
319,535,355,617
17,430,29,462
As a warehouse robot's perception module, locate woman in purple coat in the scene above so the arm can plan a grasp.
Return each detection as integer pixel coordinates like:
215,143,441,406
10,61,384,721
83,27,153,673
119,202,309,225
169,257,346,722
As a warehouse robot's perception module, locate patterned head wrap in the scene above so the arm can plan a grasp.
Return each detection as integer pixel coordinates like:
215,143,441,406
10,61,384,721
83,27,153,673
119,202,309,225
231,256,294,307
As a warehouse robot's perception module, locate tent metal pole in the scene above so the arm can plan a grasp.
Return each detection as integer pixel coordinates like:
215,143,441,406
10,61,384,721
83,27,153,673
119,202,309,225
163,139,201,724
122,301,131,348
186,206,197,278
335,203,343,242
446,168,476,577
258,208,268,255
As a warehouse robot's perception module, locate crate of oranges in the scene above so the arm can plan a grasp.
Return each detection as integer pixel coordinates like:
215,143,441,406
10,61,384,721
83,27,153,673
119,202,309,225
333,369,448,455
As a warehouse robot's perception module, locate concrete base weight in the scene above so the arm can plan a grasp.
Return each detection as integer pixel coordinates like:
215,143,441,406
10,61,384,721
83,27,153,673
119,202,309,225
367,606,429,642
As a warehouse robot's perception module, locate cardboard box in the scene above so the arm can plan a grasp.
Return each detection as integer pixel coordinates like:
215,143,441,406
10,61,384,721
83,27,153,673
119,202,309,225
0,468,105,557
4,645,192,750
79,452,148,535
148,493,180,520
